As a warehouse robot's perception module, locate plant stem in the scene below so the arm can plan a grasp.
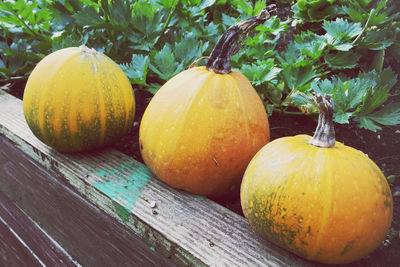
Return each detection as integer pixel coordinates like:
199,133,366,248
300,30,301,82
157,0,179,45
272,108,305,116
14,14,42,39
0,76,28,83
352,11,372,45
309,94,336,148
206,4,276,74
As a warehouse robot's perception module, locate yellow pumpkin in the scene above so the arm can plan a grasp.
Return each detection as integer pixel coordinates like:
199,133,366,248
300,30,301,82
23,46,135,152
240,95,393,264
139,7,276,197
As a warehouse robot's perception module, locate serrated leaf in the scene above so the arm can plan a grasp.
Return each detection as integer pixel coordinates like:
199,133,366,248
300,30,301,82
231,0,252,16
360,30,394,50
283,90,317,114
241,60,281,86
222,14,237,28
254,0,267,16
72,6,103,27
149,45,184,81
323,18,362,51
147,83,162,95
108,0,130,25
325,51,361,69
310,78,335,95
120,54,149,86
356,117,382,131
174,33,203,67
276,42,311,68
311,75,366,115
358,69,398,114
199,0,217,10
364,102,400,126
295,31,327,61
281,65,318,91
334,111,354,124
323,18,363,38
127,3,164,51
342,6,365,23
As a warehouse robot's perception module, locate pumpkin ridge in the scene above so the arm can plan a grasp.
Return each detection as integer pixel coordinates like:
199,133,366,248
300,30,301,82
93,58,107,145
308,150,334,259
36,51,83,144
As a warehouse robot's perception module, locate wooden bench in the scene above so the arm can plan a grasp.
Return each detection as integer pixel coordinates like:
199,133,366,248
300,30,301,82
0,89,316,266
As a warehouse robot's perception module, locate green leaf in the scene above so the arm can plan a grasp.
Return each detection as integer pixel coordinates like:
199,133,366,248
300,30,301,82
323,18,362,51
108,0,131,26
295,31,327,61
230,0,252,17
149,44,184,81
222,14,237,28
254,0,268,15
173,33,203,67
120,54,150,86
147,83,162,95
276,42,311,68
342,6,365,23
128,3,164,51
72,6,104,27
324,50,361,69
311,76,366,118
156,0,179,9
358,69,398,114
356,117,382,131
334,111,354,124
241,59,281,86
281,65,318,91
199,0,217,10
360,30,394,50
365,102,400,126
310,78,335,95
283,90,317,114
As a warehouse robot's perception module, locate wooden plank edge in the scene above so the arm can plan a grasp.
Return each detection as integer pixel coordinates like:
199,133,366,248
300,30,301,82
0,134,177,266
0,189,80,266
0,89,317,267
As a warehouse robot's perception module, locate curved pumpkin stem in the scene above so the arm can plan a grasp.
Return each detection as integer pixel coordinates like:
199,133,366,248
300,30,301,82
206,4,277,74
309,94,336,148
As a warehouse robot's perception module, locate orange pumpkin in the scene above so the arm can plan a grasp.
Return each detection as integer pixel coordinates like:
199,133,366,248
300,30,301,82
23,46,135,152
240,95,393,264
139,7,276,197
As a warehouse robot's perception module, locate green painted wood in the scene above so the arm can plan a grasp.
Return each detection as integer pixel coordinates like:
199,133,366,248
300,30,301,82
0,89,317,266
0,135,177,266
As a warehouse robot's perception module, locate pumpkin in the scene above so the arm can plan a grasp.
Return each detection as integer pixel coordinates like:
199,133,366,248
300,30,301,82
139,6,276,197
240,95,393,264
23,46,135,153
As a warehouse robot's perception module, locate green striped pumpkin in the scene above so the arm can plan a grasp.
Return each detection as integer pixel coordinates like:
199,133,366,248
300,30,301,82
23,46,135,153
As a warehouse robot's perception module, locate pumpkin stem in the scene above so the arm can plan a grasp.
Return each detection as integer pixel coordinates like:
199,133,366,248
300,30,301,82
79,45,99,55
206,4,276,74
309,94,336,148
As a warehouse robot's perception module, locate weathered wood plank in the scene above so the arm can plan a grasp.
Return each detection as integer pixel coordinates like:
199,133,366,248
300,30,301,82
0,190,78,266
0,134,177,266
0,89,317,266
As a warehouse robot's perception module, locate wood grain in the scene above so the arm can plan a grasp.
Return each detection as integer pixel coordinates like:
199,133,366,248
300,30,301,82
0,135,176,266
0,89,318,266
0,190,78,266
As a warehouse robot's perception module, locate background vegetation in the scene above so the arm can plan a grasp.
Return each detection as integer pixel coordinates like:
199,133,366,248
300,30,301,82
1,0,400,131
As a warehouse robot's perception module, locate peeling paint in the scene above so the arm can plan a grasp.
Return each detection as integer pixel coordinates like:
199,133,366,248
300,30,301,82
89,161,153,211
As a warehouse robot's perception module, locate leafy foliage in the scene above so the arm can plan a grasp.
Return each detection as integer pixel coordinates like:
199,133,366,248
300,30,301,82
0,0,399,131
